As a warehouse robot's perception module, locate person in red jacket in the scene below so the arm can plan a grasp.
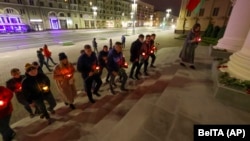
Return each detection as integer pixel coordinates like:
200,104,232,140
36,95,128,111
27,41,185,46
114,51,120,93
43,44,57,66
0,86,16,141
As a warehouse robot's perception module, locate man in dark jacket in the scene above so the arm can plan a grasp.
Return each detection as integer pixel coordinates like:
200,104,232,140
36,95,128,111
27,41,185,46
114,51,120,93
98,45,110,83
37,48,52,72
129,34,144,80
0,86,16,141
6,68,39,118
77,44,102,103
92,38,98,54
107,42,128,94
149,33,157,68
22,63,56,124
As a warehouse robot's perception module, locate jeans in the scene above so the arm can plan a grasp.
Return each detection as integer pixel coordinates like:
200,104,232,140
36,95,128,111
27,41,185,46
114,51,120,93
34,99,50,119
84,74,102,101
0,114,15,141
129,61,140,77
150,54,156,66
139,57,149,73
43,91,56,112
110,68,127,93
46,57,56,65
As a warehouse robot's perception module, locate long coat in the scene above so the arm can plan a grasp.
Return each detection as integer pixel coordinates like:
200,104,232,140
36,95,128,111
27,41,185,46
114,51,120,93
53,63,76,104
179,30,200,64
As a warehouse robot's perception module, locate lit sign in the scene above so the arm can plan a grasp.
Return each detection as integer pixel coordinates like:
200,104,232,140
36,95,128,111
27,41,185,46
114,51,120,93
30,19,43,22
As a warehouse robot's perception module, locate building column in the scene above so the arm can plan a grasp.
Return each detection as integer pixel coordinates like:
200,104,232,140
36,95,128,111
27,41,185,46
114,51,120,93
214,0,250,52
227,29,250,80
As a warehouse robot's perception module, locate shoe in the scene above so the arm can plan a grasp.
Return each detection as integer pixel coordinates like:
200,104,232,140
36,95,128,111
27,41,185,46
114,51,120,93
65,102,69,105
47,118,53,125
190,65,196,70
129,76,135,79
11,132,16,139
93,92,101,97
180,62,186,67
120,88,129,91
135,75,140,80
150,65,156,68
106,79,110,83
144,72,149,76
40,114,45,119
138,71,142,75
111,90,116,95
90,99,96,103
30,113,35,118
69,104,76,110
49,110,55,114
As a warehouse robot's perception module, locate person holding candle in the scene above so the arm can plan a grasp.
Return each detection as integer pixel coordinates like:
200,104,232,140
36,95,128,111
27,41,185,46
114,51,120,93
53,52,76,109
139,34,151,76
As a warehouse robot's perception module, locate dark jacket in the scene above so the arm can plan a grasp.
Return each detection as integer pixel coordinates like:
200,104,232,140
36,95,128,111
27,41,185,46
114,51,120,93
107,49,124,72
21,73,51,103
0,86,13,119
130,39,142,62
140,41,151,56
37,50,44,61
98,50,109,67
6,75,27,102
77,52,98,78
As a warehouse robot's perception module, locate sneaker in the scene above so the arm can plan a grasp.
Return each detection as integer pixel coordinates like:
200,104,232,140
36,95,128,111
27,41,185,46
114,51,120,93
69,104,76,110
150,65,156,68
49,110,55,114
129,76,135,79
90,99,96,103
30,113,35,118
40,114,45,119
47,118,53,125
180,62,186,67
93,92,101,97
11,132,16,139
135,75,140,80
120,88,129,91
65,102,69,106
190,65,196,70
144,72,149,76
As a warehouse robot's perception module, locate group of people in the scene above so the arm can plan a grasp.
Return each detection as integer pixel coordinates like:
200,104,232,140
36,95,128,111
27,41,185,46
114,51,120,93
0,23,201,140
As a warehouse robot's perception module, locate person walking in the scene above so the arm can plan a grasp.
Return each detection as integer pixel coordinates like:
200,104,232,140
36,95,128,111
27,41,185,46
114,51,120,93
37,48,52,72
109,38,113,50
0,86,16,141
98,45,110,83
53,52,76,110
107,42,128,94
179,23,201,69
43,44,57,66
6,68,39,118
129,34,144,80
149,33,157,68
22,63,56,124
77,44,102,103
92,38,98,54
139,34,151,76
121,35,126,48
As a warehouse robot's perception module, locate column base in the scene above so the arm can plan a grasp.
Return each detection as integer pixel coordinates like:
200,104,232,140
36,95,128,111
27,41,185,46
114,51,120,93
214,37,245,52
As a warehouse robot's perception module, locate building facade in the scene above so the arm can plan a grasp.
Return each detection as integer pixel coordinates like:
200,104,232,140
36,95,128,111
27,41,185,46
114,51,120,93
175,0,233,33
0,0,154,32
153,11,178,28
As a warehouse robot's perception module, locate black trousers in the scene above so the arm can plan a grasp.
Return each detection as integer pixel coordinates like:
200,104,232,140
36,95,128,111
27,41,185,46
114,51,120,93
110,68,127,93
34,99,50,119
150,53,156,65
46,57,57,65
43,91,57,112
0,114,15,141
84,74,102,101
99,65,110,81
139,57,149,73
39,60,51,71
129,61,140,77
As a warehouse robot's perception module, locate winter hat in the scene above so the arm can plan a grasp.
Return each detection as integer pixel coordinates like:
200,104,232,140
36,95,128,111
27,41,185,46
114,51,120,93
25,63,36,72
59,52,67,61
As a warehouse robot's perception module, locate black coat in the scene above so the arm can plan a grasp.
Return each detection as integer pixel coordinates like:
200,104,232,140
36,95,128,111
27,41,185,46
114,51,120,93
107,49,123,72
22,73,51,103
6,75,26,103
77,52,98,78
98,50,109,67
37,50,44,61
130,39,142,62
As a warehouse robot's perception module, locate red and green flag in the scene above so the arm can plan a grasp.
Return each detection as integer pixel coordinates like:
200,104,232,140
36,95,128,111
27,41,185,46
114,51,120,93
186,0,205,13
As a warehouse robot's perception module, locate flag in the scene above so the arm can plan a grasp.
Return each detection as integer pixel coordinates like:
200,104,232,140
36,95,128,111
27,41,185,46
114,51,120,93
186,0,201,12
193,0,205,14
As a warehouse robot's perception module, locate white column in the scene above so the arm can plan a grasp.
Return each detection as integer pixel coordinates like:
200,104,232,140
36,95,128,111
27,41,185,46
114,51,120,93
227,29,250,80
214,0,250,52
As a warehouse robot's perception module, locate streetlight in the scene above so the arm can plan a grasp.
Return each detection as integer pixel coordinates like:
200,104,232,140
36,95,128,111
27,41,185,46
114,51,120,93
131,0,137,35
150,15,153,27
92,6,97,29
166,8,172,27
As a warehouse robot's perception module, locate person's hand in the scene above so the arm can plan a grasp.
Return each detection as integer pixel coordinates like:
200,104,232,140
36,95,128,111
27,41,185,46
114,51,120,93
89,71,94,76
112,71,118,76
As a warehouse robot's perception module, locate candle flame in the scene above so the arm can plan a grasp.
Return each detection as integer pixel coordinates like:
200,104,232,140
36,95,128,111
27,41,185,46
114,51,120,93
42,86,49,91
142,52,146,56
0,100,4,106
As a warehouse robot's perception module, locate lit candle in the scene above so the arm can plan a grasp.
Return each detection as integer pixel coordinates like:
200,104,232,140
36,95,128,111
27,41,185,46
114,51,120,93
95,66,100,70
42,86,49,91
142,52,146,56
150,50,154,54
66,74,72,78
0,100,4,106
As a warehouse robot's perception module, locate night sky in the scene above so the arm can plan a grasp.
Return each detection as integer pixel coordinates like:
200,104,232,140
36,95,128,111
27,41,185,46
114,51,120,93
141,0,182,16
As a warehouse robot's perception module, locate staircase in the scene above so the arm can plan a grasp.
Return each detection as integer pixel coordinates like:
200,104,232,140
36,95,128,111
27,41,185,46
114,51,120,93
8,46,250,141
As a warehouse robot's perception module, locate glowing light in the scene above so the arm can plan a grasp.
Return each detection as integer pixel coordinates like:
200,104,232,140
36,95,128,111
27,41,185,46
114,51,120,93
42,86,49,91
96,66,100,70
142,52,146,56
0,100,4,106
150,50,154,54
66,74,72,78
30,19,42,22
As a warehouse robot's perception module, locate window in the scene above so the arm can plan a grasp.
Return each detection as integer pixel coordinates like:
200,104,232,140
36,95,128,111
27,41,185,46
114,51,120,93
17,0,22,4
20,9,25,14
74,0,76,4
186,10,191,17
4,0,9,2
6,9,14,14
32,10,36,15
59,13,65,17
49,3,53,7
212,7,219,16
78,0,81,4
1,17,5,23
59,3,62,8
10,18,18,24
80,14,83,18
67,13,71,17
199,8,205,16
84,8,87,11
29,0,34,5
40,2,44,6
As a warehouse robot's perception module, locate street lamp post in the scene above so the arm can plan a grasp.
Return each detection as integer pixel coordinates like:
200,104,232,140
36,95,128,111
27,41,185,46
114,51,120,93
132,0,136,35
166,8,172,27
150,15,153,27
92,6,97,29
